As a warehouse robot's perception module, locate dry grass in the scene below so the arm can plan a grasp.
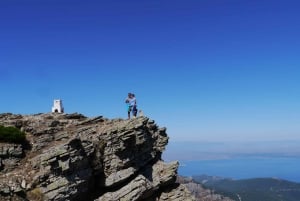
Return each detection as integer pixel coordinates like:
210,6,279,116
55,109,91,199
26,188,44,201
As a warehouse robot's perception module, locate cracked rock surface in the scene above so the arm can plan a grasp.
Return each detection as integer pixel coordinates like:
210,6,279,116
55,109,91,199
0,113,194,201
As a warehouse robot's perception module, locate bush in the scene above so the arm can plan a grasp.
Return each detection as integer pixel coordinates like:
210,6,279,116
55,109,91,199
0,125,26,143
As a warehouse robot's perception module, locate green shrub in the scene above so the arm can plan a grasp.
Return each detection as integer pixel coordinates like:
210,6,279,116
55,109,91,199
0,125,26,143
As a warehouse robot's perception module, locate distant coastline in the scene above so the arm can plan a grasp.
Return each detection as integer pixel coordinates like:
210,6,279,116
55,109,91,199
178,157,300,183
163,141,300,183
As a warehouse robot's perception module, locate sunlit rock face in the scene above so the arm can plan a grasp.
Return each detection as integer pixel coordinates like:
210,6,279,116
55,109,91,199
0,113,195,201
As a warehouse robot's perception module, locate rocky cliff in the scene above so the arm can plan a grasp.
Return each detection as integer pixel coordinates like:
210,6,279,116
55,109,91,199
177,176,234,201
0,113,194,201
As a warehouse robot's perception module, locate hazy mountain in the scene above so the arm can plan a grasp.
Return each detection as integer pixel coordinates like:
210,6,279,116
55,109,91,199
193,175,300,201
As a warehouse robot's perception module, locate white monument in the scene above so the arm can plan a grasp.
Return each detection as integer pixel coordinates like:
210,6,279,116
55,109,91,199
52,99,64,113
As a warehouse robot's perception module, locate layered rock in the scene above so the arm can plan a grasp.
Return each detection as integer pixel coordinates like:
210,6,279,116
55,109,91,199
177,176,234,201
0,113,194,201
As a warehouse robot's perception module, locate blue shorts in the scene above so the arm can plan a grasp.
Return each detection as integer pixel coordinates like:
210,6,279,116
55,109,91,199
128,105,133,112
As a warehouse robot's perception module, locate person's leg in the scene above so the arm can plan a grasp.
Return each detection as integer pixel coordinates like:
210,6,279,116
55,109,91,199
128,106,132,119
133,106,137,117
134,109,137,117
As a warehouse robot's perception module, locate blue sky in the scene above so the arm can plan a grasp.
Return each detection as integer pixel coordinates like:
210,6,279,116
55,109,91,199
1,0,300,143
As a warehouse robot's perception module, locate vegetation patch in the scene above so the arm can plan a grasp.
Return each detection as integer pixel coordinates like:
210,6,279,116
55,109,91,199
26,188,44,201
0,125,26,143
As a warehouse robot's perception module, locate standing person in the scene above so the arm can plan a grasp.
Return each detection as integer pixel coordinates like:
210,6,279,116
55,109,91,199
125,92,137,119
125,93,132,119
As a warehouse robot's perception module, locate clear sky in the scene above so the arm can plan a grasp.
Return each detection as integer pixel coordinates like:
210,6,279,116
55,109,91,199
1,0,300,142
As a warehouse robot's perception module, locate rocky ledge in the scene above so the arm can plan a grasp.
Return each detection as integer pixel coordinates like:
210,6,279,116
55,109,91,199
0,113,194,201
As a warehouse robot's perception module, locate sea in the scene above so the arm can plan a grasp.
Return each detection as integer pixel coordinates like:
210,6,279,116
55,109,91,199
163,141,300,183
178,157,300,183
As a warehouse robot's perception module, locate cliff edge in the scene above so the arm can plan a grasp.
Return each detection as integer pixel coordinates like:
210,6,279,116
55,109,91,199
0,113,194,201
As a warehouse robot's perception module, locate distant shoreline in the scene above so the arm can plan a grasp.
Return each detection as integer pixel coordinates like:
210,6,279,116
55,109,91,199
178,157,300,183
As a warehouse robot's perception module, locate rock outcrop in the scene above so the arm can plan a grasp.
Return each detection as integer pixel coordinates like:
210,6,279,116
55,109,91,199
177,176,234,201
0,113,195,201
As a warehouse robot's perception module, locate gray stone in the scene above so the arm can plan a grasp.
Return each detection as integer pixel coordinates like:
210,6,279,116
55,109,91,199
105,167,136,187
21,179,26,189
0,113,195,201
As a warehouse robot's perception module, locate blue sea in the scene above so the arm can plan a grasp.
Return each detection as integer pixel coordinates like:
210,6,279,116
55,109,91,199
163,141,300,183
178,157,300,183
